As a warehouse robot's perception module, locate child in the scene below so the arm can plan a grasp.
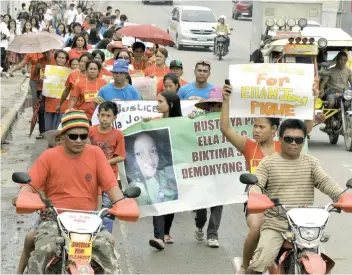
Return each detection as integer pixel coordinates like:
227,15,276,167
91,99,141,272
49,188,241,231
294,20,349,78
89,101,126,233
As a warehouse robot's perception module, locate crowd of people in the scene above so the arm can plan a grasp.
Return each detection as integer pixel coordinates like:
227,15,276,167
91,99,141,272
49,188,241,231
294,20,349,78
2,2,348,275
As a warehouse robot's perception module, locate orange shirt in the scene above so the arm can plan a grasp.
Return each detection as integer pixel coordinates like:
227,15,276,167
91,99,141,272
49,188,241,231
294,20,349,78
87,44,93,50
82,22,90,30
68,48,88,60
242,139,281,173
65,70,87,98
144,65,170,80
24,53,45,80
89,126,126,178
28,145,117,211
156,78,188,94
100,67,113,77
37,54,56,91
71,78,108,120
130,58,147,76
105,58,114,66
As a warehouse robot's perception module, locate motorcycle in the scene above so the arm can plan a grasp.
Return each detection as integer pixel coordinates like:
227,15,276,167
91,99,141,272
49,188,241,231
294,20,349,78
13,172,141,274
233,173,352,275
212,27,233,61
315,63,352,151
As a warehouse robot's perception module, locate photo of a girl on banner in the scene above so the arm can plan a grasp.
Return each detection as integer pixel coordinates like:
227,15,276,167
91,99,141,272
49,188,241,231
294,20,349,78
124,128,178,206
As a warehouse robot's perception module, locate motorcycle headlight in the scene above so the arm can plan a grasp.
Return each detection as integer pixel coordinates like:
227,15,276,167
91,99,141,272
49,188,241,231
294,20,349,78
287,18,296,27
299,227,320,241
276,18,286,28
265,18,275,27
343,90,352,101
69,233,92,242
318,38,328,48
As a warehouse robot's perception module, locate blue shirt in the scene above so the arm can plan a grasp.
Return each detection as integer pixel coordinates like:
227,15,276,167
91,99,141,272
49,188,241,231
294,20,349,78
98,83,141,101
178,82,214,99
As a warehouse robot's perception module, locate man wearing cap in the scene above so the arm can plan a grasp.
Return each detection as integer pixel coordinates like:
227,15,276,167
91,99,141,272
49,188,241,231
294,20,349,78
178,61,214,99
95,60,141,103
156,60,188,94
16,110,123,274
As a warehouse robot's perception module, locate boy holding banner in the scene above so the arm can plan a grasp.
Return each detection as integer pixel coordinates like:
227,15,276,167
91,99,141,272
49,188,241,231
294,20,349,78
89,101,126,233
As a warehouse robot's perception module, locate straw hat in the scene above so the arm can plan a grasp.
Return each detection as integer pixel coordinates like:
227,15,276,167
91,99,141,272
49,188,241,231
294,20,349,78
194,87,223,111
107,41,127,53
43,130,62,148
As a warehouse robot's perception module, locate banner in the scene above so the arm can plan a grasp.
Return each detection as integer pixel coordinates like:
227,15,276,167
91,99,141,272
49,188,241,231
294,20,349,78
42,65,72,99
119,113,309,217
91,100,200,130
131,77,157,100
229,63,315,120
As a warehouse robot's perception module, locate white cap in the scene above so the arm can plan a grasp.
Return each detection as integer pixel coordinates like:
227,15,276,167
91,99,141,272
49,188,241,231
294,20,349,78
219,15,226,20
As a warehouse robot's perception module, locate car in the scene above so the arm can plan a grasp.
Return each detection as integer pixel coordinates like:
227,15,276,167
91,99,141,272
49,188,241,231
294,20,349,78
232,0,253,20
142,0,173,5
167,5,217,50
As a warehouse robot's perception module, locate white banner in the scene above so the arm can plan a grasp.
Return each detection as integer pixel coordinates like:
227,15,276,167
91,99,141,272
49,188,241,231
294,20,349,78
91,100,200,130
42,66,72,99
229,63,315,120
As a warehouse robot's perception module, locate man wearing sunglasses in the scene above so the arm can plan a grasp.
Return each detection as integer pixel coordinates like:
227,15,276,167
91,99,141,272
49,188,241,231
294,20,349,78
244,119,343,274
17,109,124,274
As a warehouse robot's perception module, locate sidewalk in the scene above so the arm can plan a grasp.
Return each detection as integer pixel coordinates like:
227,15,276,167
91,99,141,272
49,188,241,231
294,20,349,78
1,73,30,142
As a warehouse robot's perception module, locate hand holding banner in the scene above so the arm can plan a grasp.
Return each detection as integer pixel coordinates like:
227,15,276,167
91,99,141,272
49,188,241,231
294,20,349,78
229,63,315,120
42,65,72,99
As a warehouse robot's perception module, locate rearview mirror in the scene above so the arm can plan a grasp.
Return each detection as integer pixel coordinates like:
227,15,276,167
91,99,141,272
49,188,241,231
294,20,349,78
12,172,31,184
347,178,352,189
319,71,331,77
240,173,258,185
319,62,330,68
230,28,233,31
212,26,215,29
124,187,141,198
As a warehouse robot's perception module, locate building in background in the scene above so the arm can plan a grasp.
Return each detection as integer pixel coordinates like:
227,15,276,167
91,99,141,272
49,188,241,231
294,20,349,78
322,0,352,36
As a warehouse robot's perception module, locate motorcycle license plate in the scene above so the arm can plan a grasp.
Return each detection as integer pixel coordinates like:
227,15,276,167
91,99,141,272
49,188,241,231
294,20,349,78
242,13,249,16
198,38,207,41
68,241,92,263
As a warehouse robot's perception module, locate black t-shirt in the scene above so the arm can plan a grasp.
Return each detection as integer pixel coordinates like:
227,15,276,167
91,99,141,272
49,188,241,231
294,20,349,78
250,49,264,63
95,39,111,50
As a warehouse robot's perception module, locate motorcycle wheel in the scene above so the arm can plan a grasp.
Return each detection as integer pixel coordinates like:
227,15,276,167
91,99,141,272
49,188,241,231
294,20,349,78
329,133,339,144
344,115,352,151
284,253,297,274
218,44,223,60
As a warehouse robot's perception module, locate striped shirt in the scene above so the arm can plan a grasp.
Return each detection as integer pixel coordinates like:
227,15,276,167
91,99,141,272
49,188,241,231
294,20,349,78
250,153,343,232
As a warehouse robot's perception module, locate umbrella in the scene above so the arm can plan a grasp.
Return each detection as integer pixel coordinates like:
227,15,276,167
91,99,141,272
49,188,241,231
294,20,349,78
7,32,65,54
29,94,43,137
118,24,174,46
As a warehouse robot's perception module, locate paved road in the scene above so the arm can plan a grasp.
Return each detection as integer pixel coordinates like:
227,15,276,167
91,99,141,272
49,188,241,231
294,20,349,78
1,1,352,274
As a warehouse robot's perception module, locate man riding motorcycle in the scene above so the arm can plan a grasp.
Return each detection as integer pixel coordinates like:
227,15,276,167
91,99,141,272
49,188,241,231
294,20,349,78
13,109,124,274
244,119,343,274
213,15,231,54
319,51,352,130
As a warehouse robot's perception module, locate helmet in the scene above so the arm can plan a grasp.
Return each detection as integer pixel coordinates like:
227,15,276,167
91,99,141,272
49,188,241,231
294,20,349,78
219,15,226,20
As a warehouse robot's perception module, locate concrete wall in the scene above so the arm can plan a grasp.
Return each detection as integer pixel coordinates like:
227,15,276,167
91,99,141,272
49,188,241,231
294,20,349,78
340,0,352,36
321,0,340,27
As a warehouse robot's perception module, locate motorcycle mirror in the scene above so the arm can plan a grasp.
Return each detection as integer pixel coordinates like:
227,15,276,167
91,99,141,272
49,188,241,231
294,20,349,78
319,62,330,68
123,187,141,198
346,178,352,189
230,28,233,31
12,172,31,184
319,71,331,77
212,26,215,29
239,173,258,185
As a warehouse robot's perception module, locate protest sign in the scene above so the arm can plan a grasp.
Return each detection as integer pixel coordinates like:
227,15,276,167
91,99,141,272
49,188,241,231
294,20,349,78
118,113,309,217
42,66,72,99
131,77,157,99
91,100,199,130
229,63,314,120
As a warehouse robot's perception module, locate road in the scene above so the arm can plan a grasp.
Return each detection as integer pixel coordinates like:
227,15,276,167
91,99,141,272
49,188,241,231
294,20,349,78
1,1,352,274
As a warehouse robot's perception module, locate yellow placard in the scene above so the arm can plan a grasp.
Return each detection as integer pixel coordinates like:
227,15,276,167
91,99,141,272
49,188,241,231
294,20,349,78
84,91,98,102
285,44,319,56
68,241,92,263
42,66,72,99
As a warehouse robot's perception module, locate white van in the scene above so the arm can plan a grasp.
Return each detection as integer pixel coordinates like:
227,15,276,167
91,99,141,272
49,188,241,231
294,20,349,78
167,6,217,50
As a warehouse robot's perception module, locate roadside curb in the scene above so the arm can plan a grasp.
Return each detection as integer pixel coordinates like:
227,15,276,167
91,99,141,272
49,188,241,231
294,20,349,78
1,78,30,143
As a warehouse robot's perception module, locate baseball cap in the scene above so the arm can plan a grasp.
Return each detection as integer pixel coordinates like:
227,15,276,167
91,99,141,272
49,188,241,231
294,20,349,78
169,60,183,69
111,59,129,73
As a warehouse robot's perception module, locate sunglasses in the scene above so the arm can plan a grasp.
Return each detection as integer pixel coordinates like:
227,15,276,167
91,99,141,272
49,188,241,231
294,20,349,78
283,136,305,145
66,133,88,141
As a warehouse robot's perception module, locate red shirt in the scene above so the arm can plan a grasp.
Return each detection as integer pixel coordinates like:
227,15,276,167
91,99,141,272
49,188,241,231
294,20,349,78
68,48,88,60
156,78,188,94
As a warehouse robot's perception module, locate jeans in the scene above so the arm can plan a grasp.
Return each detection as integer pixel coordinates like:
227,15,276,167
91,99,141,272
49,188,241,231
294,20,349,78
44,112,62,131
102,192,115,233
195,205,223,240
0,47,8,72
37,92,45,134
153,214,175,239
326,93,337,109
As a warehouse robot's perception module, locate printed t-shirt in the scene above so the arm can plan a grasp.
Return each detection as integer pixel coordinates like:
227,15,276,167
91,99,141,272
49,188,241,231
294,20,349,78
89,126,126,178
144,65,170,81
98,83,141,101
157,78,188,94
178,82,214,99
28,145,117,211
242,139,281,174
71,78,108,120
68,48,88,60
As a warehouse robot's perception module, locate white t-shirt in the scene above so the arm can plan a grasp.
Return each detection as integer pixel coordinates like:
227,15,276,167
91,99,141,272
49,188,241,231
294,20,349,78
75,13,85,24
65,9,78,25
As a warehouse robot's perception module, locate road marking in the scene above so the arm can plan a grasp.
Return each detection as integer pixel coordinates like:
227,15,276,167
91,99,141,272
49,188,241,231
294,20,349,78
341,164,352,172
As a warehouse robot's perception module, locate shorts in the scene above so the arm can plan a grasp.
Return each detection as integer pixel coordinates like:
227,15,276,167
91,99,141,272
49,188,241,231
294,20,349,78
32,216,42,230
